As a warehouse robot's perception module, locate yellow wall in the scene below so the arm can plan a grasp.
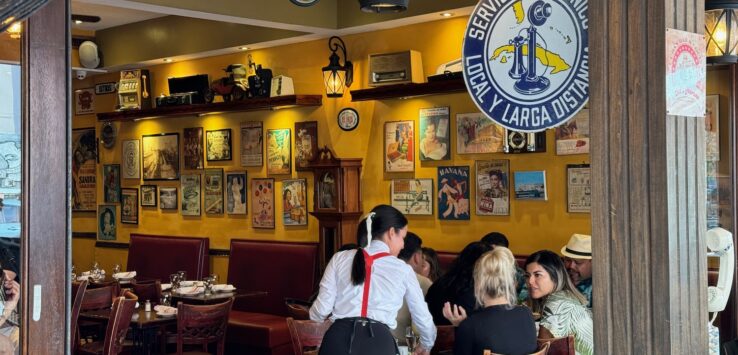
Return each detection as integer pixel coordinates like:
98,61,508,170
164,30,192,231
72,17,592,278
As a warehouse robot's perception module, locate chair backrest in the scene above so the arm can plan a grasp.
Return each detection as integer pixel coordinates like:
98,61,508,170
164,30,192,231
285,298,310,320
176,299,233,355
101,297,137,355
538,335,575,355
131,280,162,304
488,341,550,355
71,280,89,354
431,325,455,355
286,317,332,355
120,289,138,301
127,233,210,281
80,285,116,312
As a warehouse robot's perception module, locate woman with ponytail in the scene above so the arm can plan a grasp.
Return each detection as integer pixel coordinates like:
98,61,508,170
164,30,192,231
310,205,436,355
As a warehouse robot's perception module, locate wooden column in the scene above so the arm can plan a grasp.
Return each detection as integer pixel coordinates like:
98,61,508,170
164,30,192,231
590,0,707,353
20,0,69,353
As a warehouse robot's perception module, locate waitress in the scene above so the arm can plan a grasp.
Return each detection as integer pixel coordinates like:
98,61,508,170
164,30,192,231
310,205,436,355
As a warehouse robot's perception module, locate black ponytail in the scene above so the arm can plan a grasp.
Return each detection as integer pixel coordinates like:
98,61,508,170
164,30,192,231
350,205,408,285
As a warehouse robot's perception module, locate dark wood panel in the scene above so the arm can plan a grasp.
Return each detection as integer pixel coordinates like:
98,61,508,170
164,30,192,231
72,232,96,239
20,0,69,353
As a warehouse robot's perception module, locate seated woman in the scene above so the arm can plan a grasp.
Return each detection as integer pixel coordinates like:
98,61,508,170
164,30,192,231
444,247,537,355
420,247,441,282
425,241,491,325
525,250,593,355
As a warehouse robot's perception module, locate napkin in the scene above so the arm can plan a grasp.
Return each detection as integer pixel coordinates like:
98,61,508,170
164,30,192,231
176,286,203,295
81,271,90,276
154,305,177,316
179,280,203,287
212,284,236,292
161,283,172,291
112,271,136,280
76,275,90,281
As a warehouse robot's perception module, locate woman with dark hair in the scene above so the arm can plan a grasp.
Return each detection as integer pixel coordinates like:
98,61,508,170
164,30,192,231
525,250,593,355
310,205,436,355
421,247,441,282
424,241,492,325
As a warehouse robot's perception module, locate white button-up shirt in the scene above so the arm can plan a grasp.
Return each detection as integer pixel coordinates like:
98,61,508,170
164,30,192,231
310,240,437,350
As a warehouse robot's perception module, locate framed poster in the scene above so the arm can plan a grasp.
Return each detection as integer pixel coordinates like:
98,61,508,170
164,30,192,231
456,113,505,154
75,88,95,115
437,166,470,220
121,139,141,179
317,170,338,211
419,107,450,161
267,128,291,175
514,171,547,201
120,188,139,224
204,168,224,214
391,179,433,215
295,121,318,171
181,174,201,216
475,160,510,216
103,164,120,203
72,128,97,211
240,121,263,167
567,165,591,213
384,121,415,172
555,109,590,155
159,187,178,210
226,171,247,215
283,179,308,226
140,185,157,207
97,205,116,241
706,95,720,161
252,178,275,229
183,127,204,169
142,133,179,181
206,129,232,161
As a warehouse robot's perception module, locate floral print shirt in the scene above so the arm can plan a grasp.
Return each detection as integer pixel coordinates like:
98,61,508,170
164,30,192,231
539,291,594,355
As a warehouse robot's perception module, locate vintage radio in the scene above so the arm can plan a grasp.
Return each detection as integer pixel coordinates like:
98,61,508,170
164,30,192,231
368,50,424,87
503,129,547,153
270,75,295,97
156,92,195,107
117,69,152,111
167,74,209,104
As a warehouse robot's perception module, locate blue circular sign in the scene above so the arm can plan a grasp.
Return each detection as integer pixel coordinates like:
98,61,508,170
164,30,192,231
462,0,589,133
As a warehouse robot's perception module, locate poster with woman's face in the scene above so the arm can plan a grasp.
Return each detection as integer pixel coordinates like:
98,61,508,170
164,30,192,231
97,205,116,241
72,128,97,211
384,121,415,172
437,166,470,220
419,107,450,161
475,160,510,216
283,179,307,226
226,172,247,215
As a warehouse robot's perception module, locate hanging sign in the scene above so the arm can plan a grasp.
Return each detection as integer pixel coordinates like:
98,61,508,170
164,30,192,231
665,28,706,117
462,0,589,133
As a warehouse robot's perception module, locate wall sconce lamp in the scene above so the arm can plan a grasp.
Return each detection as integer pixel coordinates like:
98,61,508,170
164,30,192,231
359,0,408,13
322,36,353,98
706,1,738,64
6,22,21,39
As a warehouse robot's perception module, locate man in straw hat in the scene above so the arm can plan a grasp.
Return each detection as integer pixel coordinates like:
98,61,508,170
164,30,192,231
561,233,593,308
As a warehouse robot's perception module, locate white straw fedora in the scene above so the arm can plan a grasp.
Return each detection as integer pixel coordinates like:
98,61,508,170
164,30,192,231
561,233,592,259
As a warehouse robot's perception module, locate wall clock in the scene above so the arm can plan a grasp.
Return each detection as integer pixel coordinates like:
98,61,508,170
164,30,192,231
290,0,319,6
337,108,359,131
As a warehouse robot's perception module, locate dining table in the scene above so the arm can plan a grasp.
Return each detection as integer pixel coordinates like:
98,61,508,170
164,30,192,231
168,289,268,305
80,307,176,355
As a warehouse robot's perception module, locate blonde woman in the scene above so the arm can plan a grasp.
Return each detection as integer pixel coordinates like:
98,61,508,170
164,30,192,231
443,247,537,355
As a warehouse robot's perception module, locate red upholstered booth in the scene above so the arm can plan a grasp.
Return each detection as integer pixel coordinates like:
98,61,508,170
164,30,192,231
226,239,319,355
126,234,210,281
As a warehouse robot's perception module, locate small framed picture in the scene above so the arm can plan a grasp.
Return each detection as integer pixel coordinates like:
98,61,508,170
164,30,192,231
456,113,505,154
72,128,97,212
103,164,121,203
206,129,232,161
75,88,95,115
252,178,275,229
295,121,318,171
204,168,224,214
283,179,308,226
159,187,178,210
567,164,591,213
140,185,157,207
384,121,415,172
121,139,141,179
184,127,205,169
240,121,263,167
226,172,247,215
181,174,201,216
142,133,180,181
419,107,450,161
120,188,139,224
475,160,510,216
97,205,116,241
391,179,433,215
555,109,590,155
514,171,547,201
267,128,291,174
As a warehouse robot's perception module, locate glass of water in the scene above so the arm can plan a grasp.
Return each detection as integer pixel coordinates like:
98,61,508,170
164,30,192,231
405,326,419,352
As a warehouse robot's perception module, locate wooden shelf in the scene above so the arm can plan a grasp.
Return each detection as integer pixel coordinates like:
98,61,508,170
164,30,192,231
350,78,466,101
97,94,323,122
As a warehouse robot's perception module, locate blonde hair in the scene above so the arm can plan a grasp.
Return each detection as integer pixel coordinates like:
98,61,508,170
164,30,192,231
473,247,517,307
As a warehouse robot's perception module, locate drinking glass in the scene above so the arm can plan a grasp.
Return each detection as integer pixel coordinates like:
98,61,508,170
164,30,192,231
177,270,187,282
71,264,76,280
170,273,179,291
112,264,121,275
405,326,418,352
210,274,219,285
203,277,213,296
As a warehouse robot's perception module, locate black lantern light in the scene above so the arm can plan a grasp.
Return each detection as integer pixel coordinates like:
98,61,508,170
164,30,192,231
359,0,408,13
706,1,738,64
322,36,353,98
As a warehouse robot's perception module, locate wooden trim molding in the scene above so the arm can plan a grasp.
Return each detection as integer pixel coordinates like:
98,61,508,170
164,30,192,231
72,232,96,239
95,241,129,249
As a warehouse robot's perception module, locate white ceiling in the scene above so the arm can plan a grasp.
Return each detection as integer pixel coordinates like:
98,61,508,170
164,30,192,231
71,1,165,31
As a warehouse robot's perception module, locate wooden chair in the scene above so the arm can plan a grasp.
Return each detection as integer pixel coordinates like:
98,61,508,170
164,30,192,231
286,317,332,355
538,335,575,355
131,280,162,304
78,297,137,355
431,325,455,355
487,341,550,355
79,285,118,342
285,298,311,320
71,280,89,354
175,299,233,355
120,289,138,301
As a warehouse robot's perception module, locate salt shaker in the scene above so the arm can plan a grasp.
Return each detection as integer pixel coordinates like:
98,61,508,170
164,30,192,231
145,300,151,312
